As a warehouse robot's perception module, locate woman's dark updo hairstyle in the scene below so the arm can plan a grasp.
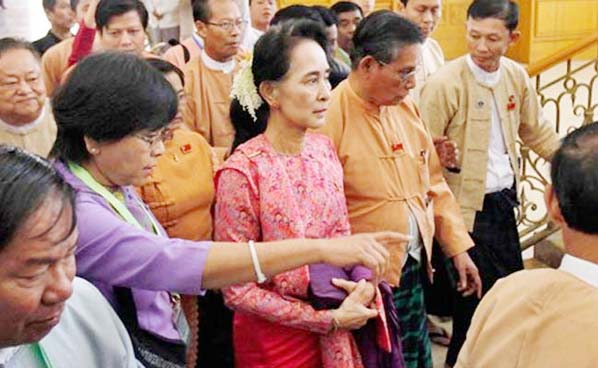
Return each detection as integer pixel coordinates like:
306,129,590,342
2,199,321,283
230,19,328,151
51,52,178,163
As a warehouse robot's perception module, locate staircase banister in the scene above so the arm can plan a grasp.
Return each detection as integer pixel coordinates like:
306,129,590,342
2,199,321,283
526,35,598,77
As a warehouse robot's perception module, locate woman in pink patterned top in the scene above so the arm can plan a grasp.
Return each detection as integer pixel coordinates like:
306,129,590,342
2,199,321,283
214,20,382,368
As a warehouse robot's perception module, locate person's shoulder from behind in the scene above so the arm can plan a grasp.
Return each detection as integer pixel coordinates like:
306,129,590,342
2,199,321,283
41,37,74,64
41,277,139,368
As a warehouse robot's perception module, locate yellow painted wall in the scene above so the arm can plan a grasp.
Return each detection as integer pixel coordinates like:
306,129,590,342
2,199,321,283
278,0,598,64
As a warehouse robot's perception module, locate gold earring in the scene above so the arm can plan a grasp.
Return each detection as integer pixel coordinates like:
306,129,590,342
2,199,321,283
90,148,99,154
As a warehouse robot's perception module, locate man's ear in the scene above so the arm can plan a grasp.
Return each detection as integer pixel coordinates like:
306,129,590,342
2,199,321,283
508,30,521,46
545,184,566,227
357,55,378,74
196,20,208,39
259,81,279,109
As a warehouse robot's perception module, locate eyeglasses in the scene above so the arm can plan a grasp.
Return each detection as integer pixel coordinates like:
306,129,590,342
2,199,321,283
376,59,419,83
135,128,172,147
206,19,248,32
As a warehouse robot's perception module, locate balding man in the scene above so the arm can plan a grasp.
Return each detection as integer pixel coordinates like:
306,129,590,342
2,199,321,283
0,39,56,157
456,122,598,368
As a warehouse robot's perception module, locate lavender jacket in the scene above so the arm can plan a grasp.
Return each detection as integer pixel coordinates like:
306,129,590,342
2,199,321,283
55,161,209,342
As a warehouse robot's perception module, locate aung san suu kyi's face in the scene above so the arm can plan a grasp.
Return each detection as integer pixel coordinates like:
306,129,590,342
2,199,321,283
269,40,331,131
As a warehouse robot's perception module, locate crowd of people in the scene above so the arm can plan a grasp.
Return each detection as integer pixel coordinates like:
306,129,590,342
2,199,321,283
0,0,596,367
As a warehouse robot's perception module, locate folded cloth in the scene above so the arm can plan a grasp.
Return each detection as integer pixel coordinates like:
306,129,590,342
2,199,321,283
309,264,405,368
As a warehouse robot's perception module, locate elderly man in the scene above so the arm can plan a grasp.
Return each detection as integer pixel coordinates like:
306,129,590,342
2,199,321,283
0,145,139,367
419,0,560,365
33,0,75,56
182,0,244,152
456,122,598,368
0,39,55,158
40,0,92,96
319,11,481,368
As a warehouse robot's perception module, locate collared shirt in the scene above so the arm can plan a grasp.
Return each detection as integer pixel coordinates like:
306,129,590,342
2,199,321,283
456,267,598,368
410,37,444,104
0,278,140,368
41,38,74,97
200,50,236,74
319,79,473,285
138,128,216,241
183,51,237,150
420,55,560,230
242,26,263,52
465,55,514,194
163,34,204,69
0,101,56,158
32,30,66,56
54,161,209,342
559,254,598,287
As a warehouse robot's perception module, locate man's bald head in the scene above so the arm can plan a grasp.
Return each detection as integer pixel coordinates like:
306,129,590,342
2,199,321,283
551,122,598,234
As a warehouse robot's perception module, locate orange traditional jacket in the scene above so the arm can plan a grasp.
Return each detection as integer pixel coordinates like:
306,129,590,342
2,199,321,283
41,38,74,97
138,128,215,241
456,269,598,368
182,55,235,151
319,79,474,285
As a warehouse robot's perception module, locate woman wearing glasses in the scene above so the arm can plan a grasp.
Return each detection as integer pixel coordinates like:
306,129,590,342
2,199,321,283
50,52,407,368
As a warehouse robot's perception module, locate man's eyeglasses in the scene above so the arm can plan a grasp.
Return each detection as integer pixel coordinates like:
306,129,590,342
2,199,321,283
376,59,419,83
135,128,173,147
206,19,248,32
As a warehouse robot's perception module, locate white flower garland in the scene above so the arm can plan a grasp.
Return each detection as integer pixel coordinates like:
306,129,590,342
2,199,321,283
230,56,263,122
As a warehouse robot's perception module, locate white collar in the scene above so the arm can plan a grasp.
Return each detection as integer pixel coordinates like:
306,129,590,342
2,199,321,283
466,54,501,88
200,50,235,74
0,101,48,135
559,254,598,287
0,346,22,365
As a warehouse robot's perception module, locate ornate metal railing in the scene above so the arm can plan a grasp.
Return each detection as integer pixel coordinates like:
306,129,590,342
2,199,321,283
518,35,598,249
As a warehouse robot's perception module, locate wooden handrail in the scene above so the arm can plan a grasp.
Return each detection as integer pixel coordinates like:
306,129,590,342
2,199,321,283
526,35,598,77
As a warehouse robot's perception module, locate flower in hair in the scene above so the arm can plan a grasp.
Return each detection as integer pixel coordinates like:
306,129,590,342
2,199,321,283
230,54,263,122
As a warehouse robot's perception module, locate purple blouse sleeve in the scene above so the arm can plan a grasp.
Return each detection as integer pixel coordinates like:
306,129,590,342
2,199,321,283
74,196,209,295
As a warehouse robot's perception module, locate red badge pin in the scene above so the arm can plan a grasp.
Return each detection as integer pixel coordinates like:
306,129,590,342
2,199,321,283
180,144,192,154
507,95,516,111
392,143,404,152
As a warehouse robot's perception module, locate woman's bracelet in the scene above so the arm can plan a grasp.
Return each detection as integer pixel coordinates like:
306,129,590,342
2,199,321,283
248,240,267,284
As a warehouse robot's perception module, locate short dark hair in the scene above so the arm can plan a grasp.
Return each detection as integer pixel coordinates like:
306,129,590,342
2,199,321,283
192,0,211,22
467,0,519,32
95,0,149,31
70,0,79,10
0,145,76,251
270,5,323,26
312,6,338,26
330,1,363,17
551,122,598,234
42,0,57,11
145,58,185,86
350,10,422,69
51,52,178,163
230,20,328,151
0,37,40,60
